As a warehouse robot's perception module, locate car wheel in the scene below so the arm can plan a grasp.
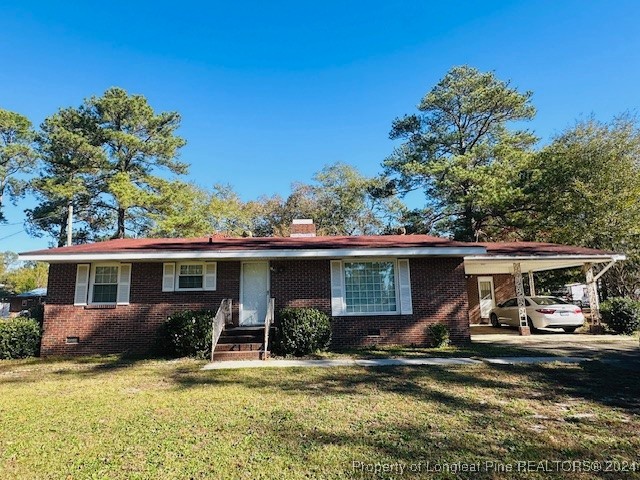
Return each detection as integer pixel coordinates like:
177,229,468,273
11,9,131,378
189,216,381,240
490,313,500,328
527,317,538,333
563,327,577,333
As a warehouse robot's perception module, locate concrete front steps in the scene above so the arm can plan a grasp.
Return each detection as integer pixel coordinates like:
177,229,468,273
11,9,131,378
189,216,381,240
212,326,270,361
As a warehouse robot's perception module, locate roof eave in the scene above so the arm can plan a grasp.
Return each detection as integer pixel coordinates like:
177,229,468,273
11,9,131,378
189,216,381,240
19,245,488,262
464,253,626,262
463,253,626,275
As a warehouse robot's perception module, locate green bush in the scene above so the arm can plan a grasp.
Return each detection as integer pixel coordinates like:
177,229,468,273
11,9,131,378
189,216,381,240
28,304,45,328
427,323,450,348
162,309,215,359
274,307,331,356
601,297,640,335
0,317,41,359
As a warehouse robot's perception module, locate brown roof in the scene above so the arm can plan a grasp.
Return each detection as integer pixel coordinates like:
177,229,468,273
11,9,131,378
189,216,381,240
20,236,621,259
478,242,617,257
21,234,475,256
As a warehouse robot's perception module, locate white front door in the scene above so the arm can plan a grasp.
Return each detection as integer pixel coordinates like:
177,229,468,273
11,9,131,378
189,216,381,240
240,262,269,326
478,276,495,319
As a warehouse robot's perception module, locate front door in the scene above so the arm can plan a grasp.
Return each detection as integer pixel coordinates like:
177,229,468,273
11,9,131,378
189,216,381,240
240,261,269,326
478,276,495,320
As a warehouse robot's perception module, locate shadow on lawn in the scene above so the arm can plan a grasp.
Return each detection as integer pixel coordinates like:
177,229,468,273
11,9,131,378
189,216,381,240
0,354,159,384
172,359,640,415
172,364,511,415
520,360,640,410
254,413,615,475
180,364,639,478
325,342,565,360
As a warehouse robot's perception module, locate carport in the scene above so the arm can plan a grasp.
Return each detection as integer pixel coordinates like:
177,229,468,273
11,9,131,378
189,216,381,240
464,242,626,335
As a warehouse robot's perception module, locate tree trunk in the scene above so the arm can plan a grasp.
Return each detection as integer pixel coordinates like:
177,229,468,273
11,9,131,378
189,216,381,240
57,210,69,248
116,207,126,238
458,203,475,242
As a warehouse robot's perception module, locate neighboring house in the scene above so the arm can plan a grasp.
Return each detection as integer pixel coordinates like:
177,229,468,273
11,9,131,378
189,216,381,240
8,287,47,314
19,220,623,358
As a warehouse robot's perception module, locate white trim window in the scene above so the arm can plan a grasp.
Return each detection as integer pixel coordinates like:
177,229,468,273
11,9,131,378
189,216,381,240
344,261,397,314
177,263,204,290
91,265,119,303
74,263,132,306
163,262,217,292
330,258,412,316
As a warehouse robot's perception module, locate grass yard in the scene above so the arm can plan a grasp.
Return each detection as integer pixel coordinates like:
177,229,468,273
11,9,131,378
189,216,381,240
1,356,639,479
309,342,564,360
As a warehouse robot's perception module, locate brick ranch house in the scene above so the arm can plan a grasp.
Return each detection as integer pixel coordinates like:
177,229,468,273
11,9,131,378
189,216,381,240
19,220,623,358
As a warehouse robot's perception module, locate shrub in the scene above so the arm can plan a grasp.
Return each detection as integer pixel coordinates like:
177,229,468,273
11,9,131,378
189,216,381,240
274,307,331,356
28,304,45,328
600,297,640,335
162,309,215,358
0,317,41,359
427,323,450,348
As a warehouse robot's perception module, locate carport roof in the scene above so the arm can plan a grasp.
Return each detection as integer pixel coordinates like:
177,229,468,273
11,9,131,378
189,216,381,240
464,241,625,275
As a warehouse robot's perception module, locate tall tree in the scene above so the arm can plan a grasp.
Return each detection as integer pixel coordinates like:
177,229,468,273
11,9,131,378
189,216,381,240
0,109,36,221
28,88,188,242
148,181,220,238
312,163,405,235
384,66,536,240
252,163,405,236
87,87,187,238
207,184,261,236
526,115,640,299
27,107,108,246
3,261,49,294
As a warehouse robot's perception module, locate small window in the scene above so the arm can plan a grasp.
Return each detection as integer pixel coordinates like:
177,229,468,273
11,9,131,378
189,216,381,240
21,300,28,307
177,264,204,290
92,266,118,303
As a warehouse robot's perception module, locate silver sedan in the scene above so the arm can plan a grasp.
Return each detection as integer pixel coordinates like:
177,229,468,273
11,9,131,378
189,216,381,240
489,296,585,333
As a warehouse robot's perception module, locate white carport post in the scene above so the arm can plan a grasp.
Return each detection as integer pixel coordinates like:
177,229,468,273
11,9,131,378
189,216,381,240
513,262,531,335
528,271,536,296
584,263,602,333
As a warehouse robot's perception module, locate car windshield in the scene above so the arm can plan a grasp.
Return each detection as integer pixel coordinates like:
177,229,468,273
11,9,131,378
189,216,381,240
532,297,569,305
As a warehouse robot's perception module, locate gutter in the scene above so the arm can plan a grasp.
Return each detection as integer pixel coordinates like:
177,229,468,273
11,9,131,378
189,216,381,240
19,246,488,263
464,254,626,262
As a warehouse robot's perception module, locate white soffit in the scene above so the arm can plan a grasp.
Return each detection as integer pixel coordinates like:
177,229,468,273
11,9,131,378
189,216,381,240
463,254,626,275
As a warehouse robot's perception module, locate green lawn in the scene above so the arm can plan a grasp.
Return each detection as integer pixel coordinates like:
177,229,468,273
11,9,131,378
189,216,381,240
309,342,564,360
1,356,639,479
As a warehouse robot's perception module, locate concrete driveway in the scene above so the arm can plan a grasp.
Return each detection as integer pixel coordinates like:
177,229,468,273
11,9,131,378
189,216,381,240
471,325,640,362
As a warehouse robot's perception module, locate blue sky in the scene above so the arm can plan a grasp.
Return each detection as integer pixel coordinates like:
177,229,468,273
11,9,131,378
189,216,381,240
1,0,639,252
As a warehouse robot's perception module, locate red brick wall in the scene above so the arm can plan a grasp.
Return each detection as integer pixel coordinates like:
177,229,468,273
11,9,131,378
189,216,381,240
467,274,515,324
42,262,241,356
43,257,471,356
271,258,470,348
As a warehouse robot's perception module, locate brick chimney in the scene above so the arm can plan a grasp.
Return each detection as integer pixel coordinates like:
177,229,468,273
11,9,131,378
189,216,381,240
290,219,316,237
